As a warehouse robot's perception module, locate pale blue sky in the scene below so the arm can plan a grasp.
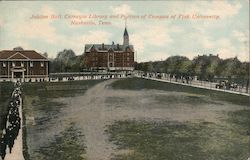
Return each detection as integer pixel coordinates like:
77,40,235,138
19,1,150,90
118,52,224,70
0,0,249,62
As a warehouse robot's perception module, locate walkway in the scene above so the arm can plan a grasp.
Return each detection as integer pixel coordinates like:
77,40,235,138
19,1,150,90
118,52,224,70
142,76,250,96
2,90,24,160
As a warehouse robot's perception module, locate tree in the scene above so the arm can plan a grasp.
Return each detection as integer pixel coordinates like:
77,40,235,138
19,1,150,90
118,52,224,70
205,55,220,81
50,49,80,72
235,62,249,92
191,54,220,81
164,56,191,76
43,52,48,58
216,57,241,78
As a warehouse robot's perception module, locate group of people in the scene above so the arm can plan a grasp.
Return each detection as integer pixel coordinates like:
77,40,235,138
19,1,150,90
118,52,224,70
0,81,22,160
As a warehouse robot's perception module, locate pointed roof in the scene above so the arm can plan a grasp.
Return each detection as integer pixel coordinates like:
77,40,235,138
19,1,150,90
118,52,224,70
0,50,48,60
124,27,128,36
9,52,30,60
85,44,134,53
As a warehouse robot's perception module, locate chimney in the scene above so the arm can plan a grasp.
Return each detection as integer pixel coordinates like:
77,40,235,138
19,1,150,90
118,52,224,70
117,44,119,49
13,47,24,51
102,43,104,50
112,41,114,45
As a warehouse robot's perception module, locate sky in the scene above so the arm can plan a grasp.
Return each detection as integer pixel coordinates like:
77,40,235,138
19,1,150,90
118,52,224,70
0,0,249,62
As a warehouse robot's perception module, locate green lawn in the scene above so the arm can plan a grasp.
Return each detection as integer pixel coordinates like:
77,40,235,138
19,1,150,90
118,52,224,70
1,78,249,160
22,79,104,160
106,78,250,160
32,122,86,160
110,78,249,106
106,118,249,160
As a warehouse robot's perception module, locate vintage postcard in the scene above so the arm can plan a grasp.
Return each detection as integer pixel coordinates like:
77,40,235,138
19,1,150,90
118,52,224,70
0,0,249,160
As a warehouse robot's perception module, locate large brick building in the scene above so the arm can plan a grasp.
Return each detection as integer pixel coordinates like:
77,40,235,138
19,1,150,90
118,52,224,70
83,27,134,71
0,47,49,81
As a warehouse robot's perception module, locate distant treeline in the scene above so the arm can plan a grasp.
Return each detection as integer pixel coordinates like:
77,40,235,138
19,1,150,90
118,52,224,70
48,49,249,84
135,55,249,84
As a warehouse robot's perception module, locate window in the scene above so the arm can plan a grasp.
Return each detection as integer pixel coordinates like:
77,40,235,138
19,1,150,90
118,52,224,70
21,62,24,67
127,57,130,61
30,70,33,75
30,61,33,67
12,62,15,67
2,62,6,67
41,62,44,67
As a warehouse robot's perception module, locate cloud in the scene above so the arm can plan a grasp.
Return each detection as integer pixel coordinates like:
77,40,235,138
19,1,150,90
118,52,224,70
137,51,168,62
202,1,241,18
40,6,56,17
130,34,145,52
82,30,112,44
12,6,61,44
53,30,112,56
130,25,173,50
110,4,134,15
146,52,168,61
129,24,174,62
170,1,241,18
15,20,60,44
143,25,173,46
232,30,249,42
215,38,248,61
217,48,237,59
202,38,214,49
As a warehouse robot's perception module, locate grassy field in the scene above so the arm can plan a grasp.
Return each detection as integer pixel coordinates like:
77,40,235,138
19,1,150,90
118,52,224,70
106,78,250,160
1,78,249,160
106,117,249,160
110,78,249,106
22,80,104,160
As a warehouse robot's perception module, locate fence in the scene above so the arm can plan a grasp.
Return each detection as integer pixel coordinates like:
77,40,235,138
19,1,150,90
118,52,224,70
135,72,250,96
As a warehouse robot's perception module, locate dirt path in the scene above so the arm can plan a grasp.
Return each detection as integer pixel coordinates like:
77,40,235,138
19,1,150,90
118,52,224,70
55,79,248,160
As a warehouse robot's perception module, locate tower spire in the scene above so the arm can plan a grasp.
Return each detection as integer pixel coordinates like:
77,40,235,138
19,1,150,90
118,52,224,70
123,20,129,46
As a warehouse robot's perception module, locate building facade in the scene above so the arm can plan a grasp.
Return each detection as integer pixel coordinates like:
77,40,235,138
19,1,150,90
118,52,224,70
83,27,134,71
0,47,49,80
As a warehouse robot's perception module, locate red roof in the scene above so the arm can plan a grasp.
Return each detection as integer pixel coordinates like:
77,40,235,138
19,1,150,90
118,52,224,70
0,50,48,60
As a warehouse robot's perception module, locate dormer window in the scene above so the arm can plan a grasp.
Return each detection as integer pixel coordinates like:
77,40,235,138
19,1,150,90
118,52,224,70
41,62,44,67
30,61,33,67
12,62,15,67
2,62,6,67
